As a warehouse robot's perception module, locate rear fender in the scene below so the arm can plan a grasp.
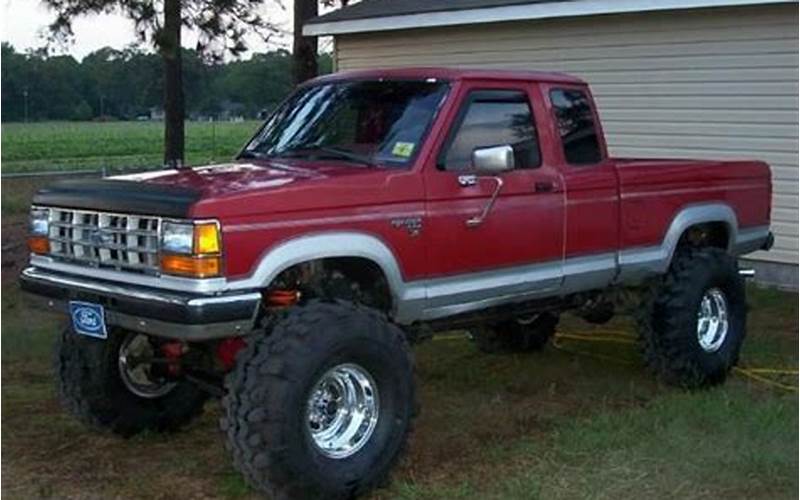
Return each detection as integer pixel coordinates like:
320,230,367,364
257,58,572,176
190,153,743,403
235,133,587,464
618,203,738,282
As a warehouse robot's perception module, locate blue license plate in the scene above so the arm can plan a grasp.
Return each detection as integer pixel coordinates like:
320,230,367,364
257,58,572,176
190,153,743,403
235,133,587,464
69,301,107,339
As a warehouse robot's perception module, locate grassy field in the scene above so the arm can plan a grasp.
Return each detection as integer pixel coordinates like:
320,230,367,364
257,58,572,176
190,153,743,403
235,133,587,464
1,120,262,173
1,277,797,499
0,120,264,215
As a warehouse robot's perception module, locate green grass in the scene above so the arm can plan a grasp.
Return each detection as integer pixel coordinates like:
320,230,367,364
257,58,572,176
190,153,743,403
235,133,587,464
388,389,796,499
1,282,797,499
0,281,60,363
0,120,264,214
2,176,72,215
1,120,262,173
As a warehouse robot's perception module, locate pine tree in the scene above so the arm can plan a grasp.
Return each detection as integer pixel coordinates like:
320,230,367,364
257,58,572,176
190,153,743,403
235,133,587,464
44,0,279,167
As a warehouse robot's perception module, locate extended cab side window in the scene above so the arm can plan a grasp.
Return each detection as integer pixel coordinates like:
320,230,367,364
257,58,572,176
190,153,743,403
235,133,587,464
549,89,602,165
440,90,540,171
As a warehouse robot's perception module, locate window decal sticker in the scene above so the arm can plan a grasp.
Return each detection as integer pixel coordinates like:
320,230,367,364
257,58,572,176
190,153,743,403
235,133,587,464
392,142,415,157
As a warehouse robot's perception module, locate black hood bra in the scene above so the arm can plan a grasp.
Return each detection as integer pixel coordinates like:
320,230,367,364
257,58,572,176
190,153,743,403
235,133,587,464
32,179,202,218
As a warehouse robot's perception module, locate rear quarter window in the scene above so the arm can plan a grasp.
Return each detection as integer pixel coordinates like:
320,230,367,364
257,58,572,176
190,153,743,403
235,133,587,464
549,89,602,165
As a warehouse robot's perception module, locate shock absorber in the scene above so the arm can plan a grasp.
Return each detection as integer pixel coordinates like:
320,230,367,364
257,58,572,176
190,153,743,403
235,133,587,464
215,289,301,372
159,341,185,376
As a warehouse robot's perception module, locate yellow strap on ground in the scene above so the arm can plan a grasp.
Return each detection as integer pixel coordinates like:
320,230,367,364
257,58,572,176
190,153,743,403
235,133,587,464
554,333,635,345
737,367,799,375
733,367,798,392
551,335,637,366
553,330,798,392
433,333,471,342
432,328,798,392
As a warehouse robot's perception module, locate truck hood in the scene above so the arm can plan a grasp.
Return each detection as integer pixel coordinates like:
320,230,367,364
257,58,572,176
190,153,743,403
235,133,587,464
111,160,335,196
34,160,406,218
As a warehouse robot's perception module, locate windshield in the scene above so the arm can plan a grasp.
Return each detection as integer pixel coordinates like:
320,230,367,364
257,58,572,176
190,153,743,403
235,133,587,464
242,79,450,167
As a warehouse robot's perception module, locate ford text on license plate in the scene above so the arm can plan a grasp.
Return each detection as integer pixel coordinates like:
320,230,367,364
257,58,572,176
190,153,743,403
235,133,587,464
69,301,107,339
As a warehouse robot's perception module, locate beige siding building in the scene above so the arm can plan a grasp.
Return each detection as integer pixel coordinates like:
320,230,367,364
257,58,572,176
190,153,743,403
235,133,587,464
306,0,799,288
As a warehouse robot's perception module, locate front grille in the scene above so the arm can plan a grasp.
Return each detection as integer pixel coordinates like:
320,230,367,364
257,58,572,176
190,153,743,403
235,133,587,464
45,207,161,274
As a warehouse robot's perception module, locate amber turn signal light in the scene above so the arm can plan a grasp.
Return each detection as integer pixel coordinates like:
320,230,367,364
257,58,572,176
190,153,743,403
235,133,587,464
27,236,50,255
194,223,221,254
160,255,221,278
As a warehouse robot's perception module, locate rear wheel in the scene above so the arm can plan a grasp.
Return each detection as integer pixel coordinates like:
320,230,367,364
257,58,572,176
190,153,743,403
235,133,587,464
55,327,208,436
637,248,746,388
473,312,558,353
222,300,416,499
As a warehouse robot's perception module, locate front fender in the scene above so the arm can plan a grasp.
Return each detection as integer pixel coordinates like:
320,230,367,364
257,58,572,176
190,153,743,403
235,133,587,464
223,231,425,323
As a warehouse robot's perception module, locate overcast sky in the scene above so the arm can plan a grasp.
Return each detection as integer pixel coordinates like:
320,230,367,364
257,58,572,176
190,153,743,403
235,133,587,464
1,0,299,60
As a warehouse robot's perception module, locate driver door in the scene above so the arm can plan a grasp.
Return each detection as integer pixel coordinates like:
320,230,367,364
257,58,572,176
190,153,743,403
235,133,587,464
422,83,565,313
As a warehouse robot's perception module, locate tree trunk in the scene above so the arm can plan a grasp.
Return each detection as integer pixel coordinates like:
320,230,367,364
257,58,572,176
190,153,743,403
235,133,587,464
163,0,184,167
293,0,318,85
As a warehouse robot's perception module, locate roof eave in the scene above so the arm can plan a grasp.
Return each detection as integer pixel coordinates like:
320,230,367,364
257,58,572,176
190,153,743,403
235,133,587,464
303,0,793,36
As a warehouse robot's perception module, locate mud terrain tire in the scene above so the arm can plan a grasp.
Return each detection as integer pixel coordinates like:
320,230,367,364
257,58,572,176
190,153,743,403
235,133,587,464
55,327,208,437
637,248,746,388
473,312,559,353
222,300,416,500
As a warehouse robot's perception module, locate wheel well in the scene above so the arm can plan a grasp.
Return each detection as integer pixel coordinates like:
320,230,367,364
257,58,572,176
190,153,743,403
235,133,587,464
266,257,393,313
677,222,730,251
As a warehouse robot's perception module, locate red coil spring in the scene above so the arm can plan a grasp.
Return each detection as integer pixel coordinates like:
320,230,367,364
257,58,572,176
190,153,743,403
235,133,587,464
265,289,300,307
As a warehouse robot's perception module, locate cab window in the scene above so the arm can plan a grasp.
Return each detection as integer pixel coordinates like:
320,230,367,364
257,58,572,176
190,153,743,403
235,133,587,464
549,88,602,165
440,90,540,171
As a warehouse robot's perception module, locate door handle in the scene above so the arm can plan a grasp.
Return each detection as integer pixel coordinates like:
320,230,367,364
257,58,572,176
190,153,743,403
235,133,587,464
464,176,504,228
458,174,477,187
534,181,559,193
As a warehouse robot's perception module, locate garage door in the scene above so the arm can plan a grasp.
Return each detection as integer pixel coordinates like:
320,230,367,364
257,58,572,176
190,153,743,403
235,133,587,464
335,3,798,265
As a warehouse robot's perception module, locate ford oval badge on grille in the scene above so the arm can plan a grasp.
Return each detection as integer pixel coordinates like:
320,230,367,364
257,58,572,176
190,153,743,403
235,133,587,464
69,301,107,339
90,230,114,246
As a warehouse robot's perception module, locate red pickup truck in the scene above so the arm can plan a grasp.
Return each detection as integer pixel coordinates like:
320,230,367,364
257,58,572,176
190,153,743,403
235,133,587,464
21,68,772,499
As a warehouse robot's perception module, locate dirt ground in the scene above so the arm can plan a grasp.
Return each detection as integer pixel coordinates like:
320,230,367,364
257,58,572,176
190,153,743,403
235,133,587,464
2,214,27,285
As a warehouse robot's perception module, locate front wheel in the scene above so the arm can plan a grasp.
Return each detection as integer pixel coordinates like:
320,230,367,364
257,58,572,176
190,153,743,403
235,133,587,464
637,248,747,388
55,327,208,436
221,300,416,499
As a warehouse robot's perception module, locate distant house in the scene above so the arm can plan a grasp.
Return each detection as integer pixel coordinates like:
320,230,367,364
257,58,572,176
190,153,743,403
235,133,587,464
217,100,246,122
149,107,165,121
305,0,799,289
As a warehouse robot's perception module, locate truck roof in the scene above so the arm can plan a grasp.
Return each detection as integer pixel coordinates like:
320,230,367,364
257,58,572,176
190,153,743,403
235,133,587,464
310,67,586,85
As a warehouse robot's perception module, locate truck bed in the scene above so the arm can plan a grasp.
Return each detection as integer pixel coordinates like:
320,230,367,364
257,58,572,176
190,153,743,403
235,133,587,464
612,157,772,250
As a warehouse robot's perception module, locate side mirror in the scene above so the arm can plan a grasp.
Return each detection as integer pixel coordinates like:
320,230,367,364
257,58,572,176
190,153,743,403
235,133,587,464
471,145,515,174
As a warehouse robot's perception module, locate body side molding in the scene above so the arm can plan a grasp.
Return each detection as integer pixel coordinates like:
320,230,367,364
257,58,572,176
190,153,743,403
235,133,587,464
413,252,617,322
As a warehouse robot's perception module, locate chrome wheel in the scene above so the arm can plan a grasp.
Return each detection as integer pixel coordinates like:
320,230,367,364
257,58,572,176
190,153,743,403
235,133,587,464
306,363,380,459
697,288,729,353
118,333,176,399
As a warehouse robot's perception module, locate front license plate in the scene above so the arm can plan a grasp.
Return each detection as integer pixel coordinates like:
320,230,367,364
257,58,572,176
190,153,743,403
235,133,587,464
69,301,108,339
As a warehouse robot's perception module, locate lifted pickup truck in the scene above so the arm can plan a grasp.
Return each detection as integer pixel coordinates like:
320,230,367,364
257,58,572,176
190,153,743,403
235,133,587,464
21,68,773,499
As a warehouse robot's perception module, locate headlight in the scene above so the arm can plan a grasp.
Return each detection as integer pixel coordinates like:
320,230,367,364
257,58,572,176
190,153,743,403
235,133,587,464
160,220,222,278
161,221,195,254
27,207,50,254
30,207,50,236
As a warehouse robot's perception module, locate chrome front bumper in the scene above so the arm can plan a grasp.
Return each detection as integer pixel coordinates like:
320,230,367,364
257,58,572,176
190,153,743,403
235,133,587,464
19,266,261,341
